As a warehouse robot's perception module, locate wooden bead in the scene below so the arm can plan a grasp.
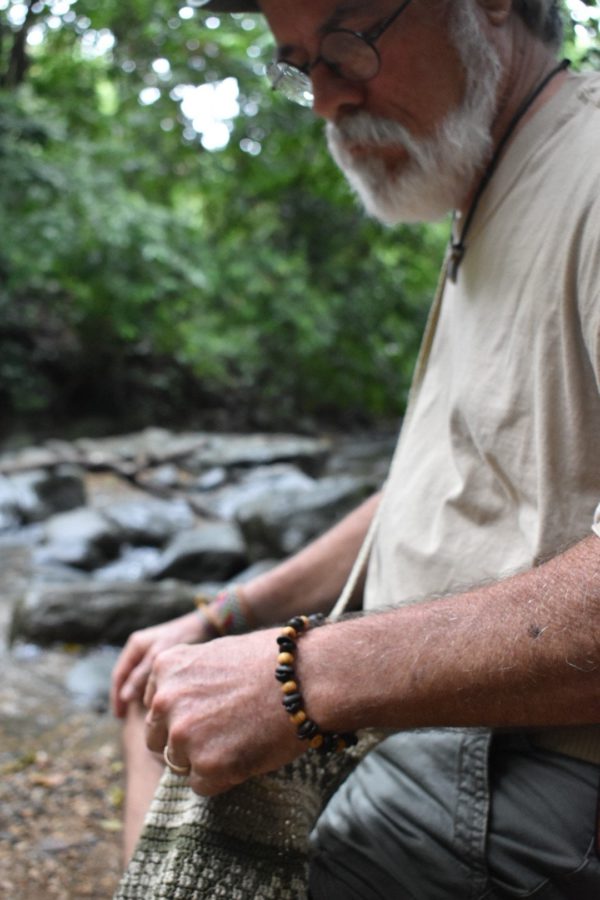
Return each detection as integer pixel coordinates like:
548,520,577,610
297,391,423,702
281,626,297,639
309,734,324,750
275,664,294,683
276,637,296,653
281,681,298,694
277,652,295,665
290,710,307,725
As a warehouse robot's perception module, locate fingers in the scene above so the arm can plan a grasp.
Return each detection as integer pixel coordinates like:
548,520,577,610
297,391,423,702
142,669,157,710
119,657,154,709
144,703,169,755
110,635,148,717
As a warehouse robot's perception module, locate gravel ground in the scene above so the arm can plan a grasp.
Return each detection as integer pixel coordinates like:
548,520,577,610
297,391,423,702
0,545,126,900
0,647,125,900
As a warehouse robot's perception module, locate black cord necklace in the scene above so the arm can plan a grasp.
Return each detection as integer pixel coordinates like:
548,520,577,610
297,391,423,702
448,58,571,282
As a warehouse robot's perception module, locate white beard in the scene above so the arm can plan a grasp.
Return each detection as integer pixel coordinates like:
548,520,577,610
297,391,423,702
326,4,502,224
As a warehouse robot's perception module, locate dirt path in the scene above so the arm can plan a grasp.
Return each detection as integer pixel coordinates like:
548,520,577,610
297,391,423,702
0,550,125,900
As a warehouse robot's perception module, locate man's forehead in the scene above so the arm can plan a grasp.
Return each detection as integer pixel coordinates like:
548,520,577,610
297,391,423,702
261,0,379,38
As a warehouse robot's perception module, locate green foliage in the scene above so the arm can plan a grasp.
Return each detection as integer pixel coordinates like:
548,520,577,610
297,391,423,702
0,1,597,434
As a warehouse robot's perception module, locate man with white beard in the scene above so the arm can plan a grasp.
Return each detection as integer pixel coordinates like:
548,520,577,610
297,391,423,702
112,1,600,896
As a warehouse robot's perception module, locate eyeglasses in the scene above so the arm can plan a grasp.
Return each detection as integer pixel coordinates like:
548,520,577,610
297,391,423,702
266,0,414,108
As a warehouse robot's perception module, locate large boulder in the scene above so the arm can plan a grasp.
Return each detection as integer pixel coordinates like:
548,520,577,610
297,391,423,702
100,497,196,546
93,546,163,583
0,465,86,534
151,522,248,582
193,464,315,521
236,475,372,557
36,508,122,570
10,579,198,645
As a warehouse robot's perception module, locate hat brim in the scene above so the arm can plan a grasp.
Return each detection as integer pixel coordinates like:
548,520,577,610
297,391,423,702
199,0,259,11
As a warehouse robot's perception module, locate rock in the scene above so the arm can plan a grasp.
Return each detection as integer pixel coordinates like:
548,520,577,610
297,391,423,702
101,497,196,546
0,507,21,534
9,465,86,523
325,433,396,484
152,522,248,582
73,428,205,469
0,522,45,547
10,580,198,645
193,464,315,520
136,463,190,490
0,445,59,473
32,561,91,584
65,646,121,711
194,466,228,491
180,433,331,476
93,546,162,583
36,508,121,570
236,475,372,557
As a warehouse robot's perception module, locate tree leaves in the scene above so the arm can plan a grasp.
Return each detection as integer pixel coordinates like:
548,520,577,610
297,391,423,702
0,1,596,431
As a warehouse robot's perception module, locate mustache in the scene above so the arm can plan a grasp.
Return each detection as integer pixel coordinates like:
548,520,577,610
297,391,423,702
326,112,425,163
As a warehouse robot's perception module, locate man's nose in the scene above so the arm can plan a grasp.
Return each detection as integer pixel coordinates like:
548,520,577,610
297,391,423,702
310,63,365,120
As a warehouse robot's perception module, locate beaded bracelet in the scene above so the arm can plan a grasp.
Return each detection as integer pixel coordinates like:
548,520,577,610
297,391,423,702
275,614,358,754
194,584,255,638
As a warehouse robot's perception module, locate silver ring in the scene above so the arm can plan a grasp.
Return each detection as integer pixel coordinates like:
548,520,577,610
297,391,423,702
163,745,191,776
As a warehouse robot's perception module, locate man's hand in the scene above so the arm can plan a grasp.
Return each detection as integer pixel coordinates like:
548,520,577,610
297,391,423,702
143,629,304,796
110,612,209,718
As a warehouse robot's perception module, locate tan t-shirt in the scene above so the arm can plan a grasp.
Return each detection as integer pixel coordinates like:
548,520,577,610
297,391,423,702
363,72,600,761
366,71,600,612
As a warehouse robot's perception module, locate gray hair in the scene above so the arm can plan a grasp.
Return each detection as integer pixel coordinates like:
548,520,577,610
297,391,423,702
513,0,563,48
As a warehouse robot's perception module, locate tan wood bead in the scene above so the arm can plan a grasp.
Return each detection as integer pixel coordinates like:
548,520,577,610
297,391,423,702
277,652,295,665
290,710,307,725
281,681,298,694
281,626,297,639
309,734,324,750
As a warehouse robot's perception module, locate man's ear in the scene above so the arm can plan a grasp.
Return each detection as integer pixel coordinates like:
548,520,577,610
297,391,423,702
474,0,512,27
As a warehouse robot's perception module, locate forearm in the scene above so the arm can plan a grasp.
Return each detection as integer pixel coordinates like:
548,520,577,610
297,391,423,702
243,492,381,625
301,534,600,733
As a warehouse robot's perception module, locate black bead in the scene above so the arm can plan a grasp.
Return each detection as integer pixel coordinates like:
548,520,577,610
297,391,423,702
288,616,306,633
297,720,318,740
282,692,302,707
282,696,302,713
275,665,294,683
276,637,296,652
308,613,326,628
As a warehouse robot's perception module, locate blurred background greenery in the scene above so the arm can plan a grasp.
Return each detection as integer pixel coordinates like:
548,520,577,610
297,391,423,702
0,0,598,440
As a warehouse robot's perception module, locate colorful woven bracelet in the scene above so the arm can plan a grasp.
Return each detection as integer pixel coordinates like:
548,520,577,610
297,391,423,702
194,585,255,638
275,614,358,754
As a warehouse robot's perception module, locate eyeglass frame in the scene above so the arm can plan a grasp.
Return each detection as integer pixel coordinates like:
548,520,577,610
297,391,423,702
268,0,415,105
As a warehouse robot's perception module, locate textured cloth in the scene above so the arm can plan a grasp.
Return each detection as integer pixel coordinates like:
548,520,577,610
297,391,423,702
365,70,600,610
364,71,600,763
114,732,383,899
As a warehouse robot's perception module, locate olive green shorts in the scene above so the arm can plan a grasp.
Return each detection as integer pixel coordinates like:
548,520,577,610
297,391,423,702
309,729,600,899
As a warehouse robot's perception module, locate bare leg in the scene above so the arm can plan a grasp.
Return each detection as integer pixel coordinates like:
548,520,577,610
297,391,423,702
121,700,165,864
